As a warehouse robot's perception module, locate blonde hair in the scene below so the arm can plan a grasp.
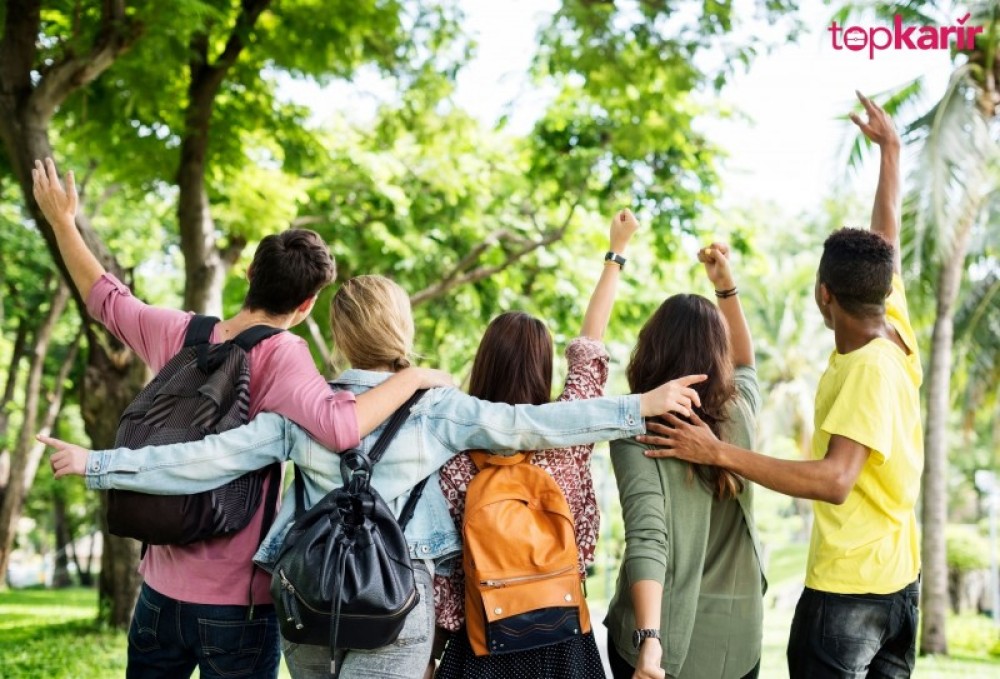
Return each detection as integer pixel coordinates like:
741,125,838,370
330,275,414,371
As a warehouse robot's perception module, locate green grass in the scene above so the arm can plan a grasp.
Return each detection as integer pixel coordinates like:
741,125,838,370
0,587,293,678
2,582,998,677
0,588,126,678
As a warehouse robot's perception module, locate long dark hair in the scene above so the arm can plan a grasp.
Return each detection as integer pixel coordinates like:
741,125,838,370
468,312,553,406
627,294,744,499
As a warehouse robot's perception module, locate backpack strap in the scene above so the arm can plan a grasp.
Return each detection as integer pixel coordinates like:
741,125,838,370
293,468,307,522
232,325,284,353
289,390,426,521
184,314,220,347
396,476,428,531
259,463,282,544
367,389,426,465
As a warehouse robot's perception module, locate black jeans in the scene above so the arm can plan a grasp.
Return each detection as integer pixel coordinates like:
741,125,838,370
606,633,759,679
786,580,919,679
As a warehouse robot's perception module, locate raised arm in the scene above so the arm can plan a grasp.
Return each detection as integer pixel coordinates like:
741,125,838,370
32,158,106,299
850,90,902,274
579,209,639,340
699,242,753,367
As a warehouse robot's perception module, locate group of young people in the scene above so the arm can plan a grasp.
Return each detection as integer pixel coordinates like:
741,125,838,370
33,90,922,679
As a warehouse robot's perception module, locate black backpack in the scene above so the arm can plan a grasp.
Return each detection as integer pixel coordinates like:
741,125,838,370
272,390,427,675
107,314,282,547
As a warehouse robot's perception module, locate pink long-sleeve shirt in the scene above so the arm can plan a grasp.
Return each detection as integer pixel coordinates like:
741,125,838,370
87,273,360,605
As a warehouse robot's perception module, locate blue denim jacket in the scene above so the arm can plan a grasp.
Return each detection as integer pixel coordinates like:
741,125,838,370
85,370,644,571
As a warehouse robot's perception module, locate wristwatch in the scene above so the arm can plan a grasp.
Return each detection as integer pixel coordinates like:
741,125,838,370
632,628,660,649
604,251,627,268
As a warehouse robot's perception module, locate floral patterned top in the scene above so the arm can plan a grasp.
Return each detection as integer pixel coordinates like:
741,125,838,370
433,336,610,631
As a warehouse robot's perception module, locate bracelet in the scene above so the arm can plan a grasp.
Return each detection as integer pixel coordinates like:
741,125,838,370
715,286,738,299
605,251,627,269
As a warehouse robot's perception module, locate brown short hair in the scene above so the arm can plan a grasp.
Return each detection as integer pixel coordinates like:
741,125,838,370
627,294,744,500
468,312,553,406
244,229,335,315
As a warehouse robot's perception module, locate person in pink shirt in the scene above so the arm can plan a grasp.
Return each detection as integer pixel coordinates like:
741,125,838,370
32,158,450,679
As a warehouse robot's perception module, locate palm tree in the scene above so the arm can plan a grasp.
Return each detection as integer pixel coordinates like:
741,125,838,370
839,0,1000,655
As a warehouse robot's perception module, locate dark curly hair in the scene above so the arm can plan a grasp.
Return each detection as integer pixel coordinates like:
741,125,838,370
818,228,894,317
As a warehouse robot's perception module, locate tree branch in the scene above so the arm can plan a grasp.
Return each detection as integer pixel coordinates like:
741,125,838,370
304,316,333,373
220,235,248,267
30,0,142,125
410,203,579,306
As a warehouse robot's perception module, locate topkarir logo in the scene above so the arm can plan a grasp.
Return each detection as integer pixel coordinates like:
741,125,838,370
829,13,984,59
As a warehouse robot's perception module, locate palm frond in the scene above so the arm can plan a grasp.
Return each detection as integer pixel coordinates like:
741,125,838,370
955,270,1000,411
906,65,998,265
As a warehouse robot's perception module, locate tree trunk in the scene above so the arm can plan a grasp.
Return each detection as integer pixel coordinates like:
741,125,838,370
0,281,70,582
82,345,148,626
176,2,273,315
0,0,144,625
73,531,97,587
919,216,976,655
0,316,29,489
23,333,78,484
51,492,73,588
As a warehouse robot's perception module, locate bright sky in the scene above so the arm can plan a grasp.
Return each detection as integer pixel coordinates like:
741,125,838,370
280,0,957,215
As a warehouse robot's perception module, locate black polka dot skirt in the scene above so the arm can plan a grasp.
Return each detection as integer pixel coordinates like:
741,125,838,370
436,629,606,679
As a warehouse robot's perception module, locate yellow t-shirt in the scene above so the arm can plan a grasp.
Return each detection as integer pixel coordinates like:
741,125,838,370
805,274,924,594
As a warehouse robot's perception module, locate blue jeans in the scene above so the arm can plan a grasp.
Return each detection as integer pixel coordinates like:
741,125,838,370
281,561,435,679
126,583,280,679
786,580,919,679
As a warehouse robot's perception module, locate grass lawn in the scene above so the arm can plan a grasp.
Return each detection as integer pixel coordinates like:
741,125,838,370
0,587,293,679
1,577,998,677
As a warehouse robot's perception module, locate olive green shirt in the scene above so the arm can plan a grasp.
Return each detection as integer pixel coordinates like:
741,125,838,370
605,366,766,679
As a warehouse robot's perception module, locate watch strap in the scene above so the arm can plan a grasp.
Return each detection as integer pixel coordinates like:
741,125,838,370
605,251,627,268
633,627,660,649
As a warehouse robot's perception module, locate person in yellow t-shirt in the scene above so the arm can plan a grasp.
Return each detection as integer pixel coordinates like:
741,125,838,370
635,90,923,679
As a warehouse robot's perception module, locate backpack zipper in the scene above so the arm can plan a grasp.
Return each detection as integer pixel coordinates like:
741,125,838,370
278,570,305,629
480,565,576,588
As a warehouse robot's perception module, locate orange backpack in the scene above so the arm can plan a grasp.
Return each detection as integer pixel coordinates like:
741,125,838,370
462,451,591,656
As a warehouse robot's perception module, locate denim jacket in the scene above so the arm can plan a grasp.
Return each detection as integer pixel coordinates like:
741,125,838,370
85,370,645,572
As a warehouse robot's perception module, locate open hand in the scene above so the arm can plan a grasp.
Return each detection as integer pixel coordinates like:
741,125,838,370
636,412,722,465
32,158,78,228
409,367,456,390
697,242,735,290
610,209,640,253
639,374,706,418
850,91,899,149
39,434,90,478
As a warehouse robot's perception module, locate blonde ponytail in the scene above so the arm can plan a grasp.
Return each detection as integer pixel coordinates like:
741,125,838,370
330,275,415,371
